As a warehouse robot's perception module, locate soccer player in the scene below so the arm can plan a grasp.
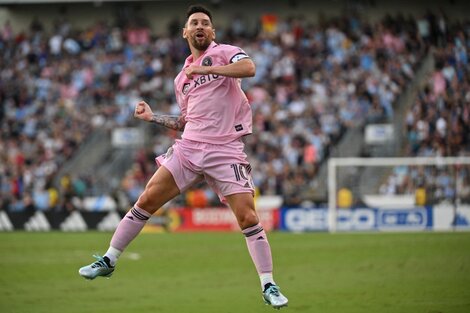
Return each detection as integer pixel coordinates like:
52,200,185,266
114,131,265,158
79,5,288,309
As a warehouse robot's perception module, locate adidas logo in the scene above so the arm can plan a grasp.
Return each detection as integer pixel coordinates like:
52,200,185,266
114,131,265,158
98,212,122,231
0,211,13,231
25,212,51,231
256,236,264,240
60,211,88,231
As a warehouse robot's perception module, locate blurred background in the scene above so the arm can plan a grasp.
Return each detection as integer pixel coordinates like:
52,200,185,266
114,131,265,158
1,2,470,313
0,0,469,232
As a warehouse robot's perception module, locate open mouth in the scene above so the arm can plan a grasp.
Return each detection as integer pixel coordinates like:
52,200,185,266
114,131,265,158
195,32,205,39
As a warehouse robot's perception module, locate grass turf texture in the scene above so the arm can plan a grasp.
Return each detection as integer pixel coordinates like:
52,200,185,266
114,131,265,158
0,232,469,313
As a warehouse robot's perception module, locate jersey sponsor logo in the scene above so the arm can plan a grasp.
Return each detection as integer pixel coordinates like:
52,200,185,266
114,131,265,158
193,74,219,88
230,52,249,63
182,73,221,94
202,56,212,66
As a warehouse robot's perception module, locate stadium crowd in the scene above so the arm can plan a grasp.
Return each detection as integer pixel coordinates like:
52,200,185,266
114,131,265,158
0,8,449,212
378,18,470,204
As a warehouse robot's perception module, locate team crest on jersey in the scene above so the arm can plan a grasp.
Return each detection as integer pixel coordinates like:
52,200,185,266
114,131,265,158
182,83,190,95
202,56,212,66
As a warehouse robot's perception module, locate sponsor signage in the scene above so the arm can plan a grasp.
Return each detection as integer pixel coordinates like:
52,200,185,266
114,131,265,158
455,207,470,228
280,207,434,232
281,208,327,232
0,208,279,232
365,124,394,144
111,127,144,148
172,207,279,232
1,205,468,232
433,204,470,230
0,211,125,232
377,208,432,231
337,208,377,231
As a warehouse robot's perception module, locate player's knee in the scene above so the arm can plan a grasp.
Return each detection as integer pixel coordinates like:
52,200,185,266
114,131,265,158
136,190,158,214
236,209,259,229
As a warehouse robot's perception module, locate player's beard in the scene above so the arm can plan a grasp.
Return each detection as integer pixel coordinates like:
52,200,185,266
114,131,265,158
190,34,211,51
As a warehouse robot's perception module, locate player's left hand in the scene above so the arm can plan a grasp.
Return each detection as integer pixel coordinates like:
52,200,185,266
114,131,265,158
184,65,210,79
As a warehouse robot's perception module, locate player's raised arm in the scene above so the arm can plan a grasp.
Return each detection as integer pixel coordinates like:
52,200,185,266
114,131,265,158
134,101,186,131
184,58,255,79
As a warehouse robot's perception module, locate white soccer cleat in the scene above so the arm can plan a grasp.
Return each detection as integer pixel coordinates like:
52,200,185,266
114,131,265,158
78,255,115,280
262,284,288,309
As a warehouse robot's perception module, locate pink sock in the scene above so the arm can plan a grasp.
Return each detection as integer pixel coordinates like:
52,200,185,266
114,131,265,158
109,206,151,252
243,223,273,275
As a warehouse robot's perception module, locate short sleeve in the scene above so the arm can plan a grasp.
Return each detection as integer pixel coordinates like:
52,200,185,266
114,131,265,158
218,44,250,64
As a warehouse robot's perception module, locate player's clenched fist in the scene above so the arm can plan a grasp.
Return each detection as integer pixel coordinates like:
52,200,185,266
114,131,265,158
184,65,209,79
134,101,153,122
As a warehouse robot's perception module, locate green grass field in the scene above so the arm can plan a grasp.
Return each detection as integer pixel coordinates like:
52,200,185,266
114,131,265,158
0,231,469,313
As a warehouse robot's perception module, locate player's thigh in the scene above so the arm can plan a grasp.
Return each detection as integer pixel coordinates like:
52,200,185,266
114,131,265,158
136,166,180,213
160,140,204,193
225,192,259,229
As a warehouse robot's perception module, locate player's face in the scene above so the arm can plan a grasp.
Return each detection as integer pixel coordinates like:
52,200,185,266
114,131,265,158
183,12,215,51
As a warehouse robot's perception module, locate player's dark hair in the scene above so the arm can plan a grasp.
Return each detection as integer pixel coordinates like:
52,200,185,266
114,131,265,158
186,4,213,24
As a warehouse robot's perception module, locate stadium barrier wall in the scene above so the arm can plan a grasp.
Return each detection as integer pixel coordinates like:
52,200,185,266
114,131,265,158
2,205,468,232
0,207,279,232
143,207,279,233
0,210,125,232
280,206,470,232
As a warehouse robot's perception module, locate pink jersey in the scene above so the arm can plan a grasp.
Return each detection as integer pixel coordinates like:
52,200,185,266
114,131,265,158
174,41,252,144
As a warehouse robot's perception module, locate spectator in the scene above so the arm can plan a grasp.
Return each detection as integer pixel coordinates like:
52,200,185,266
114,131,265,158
0,11,432,209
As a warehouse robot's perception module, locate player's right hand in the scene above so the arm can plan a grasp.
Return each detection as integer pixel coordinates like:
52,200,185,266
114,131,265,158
134,101,153,122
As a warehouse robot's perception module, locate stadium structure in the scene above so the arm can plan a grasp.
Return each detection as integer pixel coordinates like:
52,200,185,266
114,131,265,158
0,0,469,232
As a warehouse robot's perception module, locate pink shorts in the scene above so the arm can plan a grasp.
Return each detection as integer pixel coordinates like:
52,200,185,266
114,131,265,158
155,139,255,203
